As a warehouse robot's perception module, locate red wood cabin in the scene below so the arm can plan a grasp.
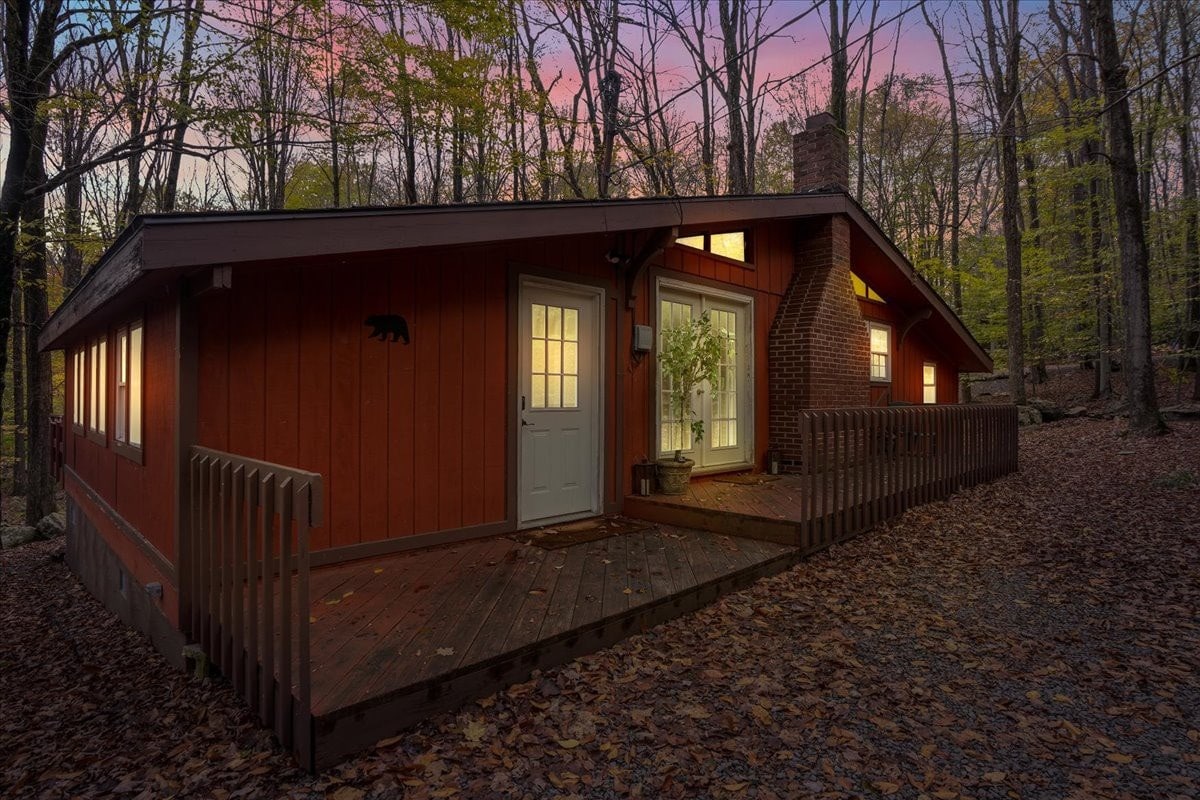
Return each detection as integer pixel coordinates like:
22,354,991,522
40,113,1000,768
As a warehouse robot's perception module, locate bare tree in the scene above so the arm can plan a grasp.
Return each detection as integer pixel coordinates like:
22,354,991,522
1084,0,1166,434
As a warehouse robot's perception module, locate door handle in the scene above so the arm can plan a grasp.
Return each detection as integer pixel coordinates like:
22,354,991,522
522,418,531,427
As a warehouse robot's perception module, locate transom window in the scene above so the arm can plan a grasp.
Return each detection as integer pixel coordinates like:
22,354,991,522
923,362,937,404
530,303,579,409
676,230,749,263
868,321,891,382
852,272,885,303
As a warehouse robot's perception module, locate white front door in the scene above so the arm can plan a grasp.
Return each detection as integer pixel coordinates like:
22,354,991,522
518,280,603,526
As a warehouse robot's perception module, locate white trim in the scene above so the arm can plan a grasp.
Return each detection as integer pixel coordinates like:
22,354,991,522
868,320,892,383
653,276,755,470
517,276,606,527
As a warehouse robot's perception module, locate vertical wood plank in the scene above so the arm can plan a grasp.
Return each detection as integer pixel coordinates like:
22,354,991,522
231,465,245,698
260,473,276,727
245,468,260,708
277,478,294,748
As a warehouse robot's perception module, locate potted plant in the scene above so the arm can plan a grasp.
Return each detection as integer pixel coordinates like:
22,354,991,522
657,312,727,494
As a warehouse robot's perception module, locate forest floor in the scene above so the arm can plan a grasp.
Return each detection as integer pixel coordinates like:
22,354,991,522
2,417,1199,800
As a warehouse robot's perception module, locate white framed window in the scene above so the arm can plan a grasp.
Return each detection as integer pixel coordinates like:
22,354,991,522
529,303,579,410
88,337,107,439
923,362,937,404
868,321,891,382
72,349,86,432
656,278,754,471
115,321,144,456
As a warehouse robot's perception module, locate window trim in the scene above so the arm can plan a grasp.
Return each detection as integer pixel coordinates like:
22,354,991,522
654,276,755,473
922,361,938,405
86,335,108,446
71,347,86,435
672,228,755,267
113,319,145,464
867,320,892,384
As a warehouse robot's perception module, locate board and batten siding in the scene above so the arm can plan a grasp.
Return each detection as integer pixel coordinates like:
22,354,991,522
859,298,960,406
63,288,179,613
193,221,796,553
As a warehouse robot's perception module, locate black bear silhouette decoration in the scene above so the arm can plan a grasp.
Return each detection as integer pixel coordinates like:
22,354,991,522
365,314,410,344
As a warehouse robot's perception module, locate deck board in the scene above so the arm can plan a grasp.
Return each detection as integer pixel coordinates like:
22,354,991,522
256,523,798,769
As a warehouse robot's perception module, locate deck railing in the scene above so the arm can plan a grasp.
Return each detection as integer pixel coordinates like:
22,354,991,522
181,446,323,766
795,404,1017,551
49,415,64,485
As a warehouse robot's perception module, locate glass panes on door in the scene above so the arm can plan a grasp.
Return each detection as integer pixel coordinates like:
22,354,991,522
659,300,694,452
709,309,738,449
530,303,579,409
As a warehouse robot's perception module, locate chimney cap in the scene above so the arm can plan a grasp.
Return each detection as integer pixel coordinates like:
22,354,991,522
805,111,837,131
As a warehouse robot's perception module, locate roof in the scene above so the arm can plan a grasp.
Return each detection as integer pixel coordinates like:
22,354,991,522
39,192,992,372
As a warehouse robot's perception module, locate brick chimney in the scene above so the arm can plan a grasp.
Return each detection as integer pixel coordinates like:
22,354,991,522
768,111,867,470
792,111,849,193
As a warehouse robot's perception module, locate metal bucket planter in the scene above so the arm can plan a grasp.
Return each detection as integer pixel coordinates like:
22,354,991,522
656,458,694,495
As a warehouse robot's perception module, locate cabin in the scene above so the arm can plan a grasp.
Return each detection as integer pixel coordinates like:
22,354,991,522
39,112,1015,770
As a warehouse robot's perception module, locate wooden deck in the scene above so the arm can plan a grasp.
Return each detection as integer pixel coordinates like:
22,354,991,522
267,525,794,768
625,471,864,548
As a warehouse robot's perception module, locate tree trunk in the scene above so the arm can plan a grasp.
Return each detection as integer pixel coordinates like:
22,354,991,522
1085,0,1166,434
719,0,748,195
981,0,1026,404
10,284,26,497
1175,0,1200,400
22,147,55,523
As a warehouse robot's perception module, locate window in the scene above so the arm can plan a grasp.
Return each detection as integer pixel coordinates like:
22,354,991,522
852,272,885,303
923,363,937,404
115,322,144,455
529,303,578,409
72,349,86,432
88,337,107,440
675,230,750,264
868,321,891,382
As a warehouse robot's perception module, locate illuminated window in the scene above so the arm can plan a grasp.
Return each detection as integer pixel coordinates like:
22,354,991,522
851,272,885,303
88,337,107,438
72,349,86,431
530,303,578,409
115,322,144,452
659,300,695,452
675,230,750,263
868,321,891,382
923,362,937,404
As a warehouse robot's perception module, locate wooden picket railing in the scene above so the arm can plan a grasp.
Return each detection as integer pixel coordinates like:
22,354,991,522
49,415,64,485
794,404,1018,551
181,446,324,768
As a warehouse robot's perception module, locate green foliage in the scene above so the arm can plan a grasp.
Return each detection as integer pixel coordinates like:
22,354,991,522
658,314,727,458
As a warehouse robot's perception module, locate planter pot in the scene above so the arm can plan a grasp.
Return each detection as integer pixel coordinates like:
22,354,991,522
656,458,695,495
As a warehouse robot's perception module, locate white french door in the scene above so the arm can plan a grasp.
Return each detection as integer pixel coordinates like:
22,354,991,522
656,280,753,470
518,279,604,526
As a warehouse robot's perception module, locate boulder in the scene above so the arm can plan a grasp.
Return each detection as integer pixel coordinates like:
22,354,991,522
1017,405,1043,426
1161,403,1200,421
1064,406,1089,418
1026,397,1067,421
35,511,66,539
1,526,41,549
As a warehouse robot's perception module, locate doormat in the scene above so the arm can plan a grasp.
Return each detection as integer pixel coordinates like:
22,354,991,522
516,516,654,550
713,473,781,486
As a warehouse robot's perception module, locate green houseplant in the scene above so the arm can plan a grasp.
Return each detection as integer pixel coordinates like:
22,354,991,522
657,312,727,494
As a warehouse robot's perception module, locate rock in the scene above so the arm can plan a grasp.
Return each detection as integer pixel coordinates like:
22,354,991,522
1027,397,1067,421
35,511,66,539
1161,403,1200,421
1,525,41,549
1017,405,1043,426
1064,406,1089,418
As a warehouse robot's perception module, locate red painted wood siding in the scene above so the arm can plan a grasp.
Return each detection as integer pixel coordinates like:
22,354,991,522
195,221,796,552
64,288,178,570
859,299,961,405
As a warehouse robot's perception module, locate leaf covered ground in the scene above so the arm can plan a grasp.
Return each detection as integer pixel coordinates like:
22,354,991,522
3,418,1199,799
